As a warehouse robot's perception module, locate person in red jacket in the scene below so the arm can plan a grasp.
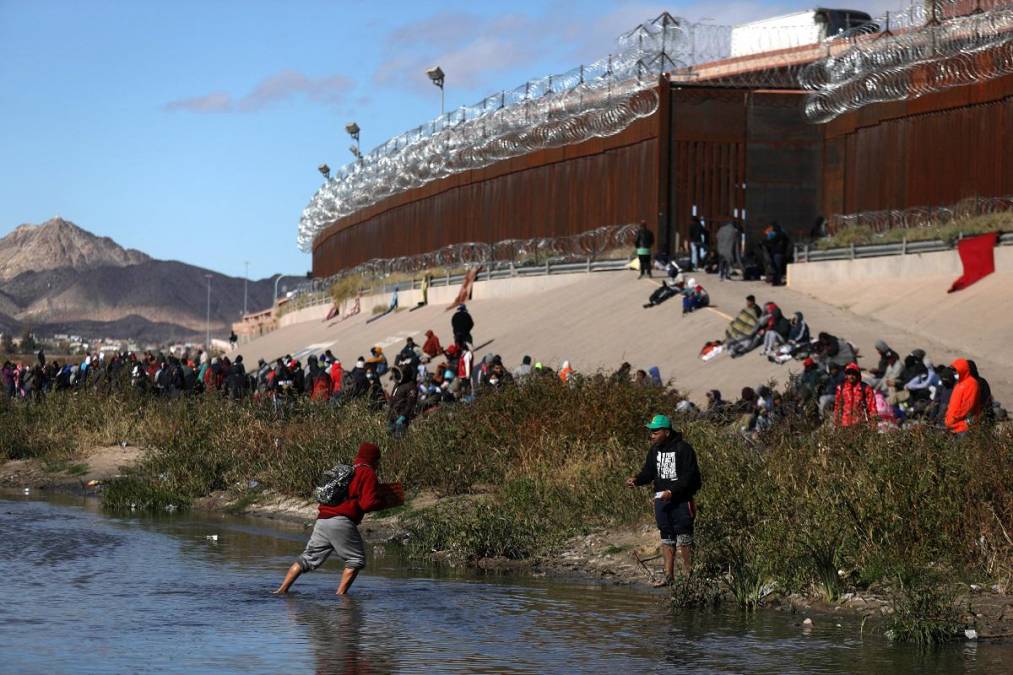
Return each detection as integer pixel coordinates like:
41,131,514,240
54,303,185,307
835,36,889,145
422,329,442,361
833,362,878,428
945,358,981,434
329,358,343,398
274,442,385,595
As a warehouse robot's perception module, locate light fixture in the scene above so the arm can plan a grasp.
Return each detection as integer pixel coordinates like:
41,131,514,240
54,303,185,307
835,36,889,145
317,163,331,179
345,121,360,143
426,66,445,115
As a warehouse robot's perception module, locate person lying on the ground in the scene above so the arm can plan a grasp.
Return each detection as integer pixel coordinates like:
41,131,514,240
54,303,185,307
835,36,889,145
643,264,685,308
274,442,386,596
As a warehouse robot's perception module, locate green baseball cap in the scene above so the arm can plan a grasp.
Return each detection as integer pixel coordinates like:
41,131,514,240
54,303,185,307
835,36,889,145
645,414,672,430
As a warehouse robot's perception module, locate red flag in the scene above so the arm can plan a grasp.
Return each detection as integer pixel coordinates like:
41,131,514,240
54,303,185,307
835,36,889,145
948,232,998,293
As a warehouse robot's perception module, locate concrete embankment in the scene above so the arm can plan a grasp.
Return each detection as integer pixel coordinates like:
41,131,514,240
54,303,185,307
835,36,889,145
239,252,1013,406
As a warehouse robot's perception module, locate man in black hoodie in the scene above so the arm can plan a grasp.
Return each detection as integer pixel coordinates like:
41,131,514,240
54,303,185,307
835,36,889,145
626,414,702,586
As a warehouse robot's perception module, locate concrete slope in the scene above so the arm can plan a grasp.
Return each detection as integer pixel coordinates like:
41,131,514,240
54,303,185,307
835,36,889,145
237,270,1012,406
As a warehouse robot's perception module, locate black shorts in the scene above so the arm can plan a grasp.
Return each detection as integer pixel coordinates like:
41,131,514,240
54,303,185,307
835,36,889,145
654,499,695,546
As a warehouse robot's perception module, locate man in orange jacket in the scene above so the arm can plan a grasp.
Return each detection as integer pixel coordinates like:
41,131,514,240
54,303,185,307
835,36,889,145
945,358,981,434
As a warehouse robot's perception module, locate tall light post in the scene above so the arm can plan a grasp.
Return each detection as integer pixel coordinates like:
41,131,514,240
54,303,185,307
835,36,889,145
426,66,445,115
204,274,212,349
273,274,299,303
317,163,330,180
346,121,362,164
243,261,249,316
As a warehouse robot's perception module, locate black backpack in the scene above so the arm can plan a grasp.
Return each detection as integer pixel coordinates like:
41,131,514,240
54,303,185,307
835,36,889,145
313,464,356,505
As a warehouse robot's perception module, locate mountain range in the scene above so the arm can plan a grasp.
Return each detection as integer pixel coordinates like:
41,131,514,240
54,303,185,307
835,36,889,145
0,218,284,343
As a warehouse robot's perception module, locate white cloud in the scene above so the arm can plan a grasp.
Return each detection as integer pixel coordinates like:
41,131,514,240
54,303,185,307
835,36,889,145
164,70,353,114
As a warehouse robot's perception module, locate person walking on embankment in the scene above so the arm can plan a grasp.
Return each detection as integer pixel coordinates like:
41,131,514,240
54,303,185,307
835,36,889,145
626,414,702,587
274,442,384,596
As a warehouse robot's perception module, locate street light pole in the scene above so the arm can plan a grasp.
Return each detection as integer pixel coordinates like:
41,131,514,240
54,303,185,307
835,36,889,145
273,274,295,303
243,261,249,316
204,274,212,349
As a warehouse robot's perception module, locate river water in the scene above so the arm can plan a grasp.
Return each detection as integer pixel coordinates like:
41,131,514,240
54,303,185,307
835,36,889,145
1,493,1008,673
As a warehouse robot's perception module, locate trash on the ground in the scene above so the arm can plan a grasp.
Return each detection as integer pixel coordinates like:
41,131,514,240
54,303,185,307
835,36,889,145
965,629,978,640
206,534,218,542
85,479,102,488
802,618,814,626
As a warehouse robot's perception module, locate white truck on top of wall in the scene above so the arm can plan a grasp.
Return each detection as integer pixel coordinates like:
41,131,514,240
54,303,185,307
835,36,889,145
730,8,875,58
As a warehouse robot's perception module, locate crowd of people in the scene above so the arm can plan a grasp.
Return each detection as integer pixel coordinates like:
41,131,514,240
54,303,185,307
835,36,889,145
686,292,1004,441
2,291,1003,443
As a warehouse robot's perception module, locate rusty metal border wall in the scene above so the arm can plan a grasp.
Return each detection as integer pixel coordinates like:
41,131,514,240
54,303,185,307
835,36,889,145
821,72,1013,217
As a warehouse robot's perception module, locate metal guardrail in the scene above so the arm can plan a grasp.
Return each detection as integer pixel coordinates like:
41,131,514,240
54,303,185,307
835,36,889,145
793,231,1013,263
280,256,631,312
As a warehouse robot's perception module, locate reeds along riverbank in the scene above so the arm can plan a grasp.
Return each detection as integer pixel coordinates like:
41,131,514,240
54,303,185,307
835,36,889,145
2,380,1010,641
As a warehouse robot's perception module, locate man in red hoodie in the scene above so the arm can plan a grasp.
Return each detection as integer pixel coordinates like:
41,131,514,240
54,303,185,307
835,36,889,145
945,358,981,434
274,442,384,595
833,362,878,428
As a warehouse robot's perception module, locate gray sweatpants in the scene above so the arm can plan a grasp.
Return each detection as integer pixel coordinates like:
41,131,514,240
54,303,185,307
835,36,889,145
297,516,366,571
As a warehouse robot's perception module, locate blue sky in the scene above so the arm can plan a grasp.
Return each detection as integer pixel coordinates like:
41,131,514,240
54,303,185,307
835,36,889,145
0,0,897,279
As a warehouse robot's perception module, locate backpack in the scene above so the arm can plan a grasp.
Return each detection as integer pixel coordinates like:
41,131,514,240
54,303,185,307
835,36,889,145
313,463,356,505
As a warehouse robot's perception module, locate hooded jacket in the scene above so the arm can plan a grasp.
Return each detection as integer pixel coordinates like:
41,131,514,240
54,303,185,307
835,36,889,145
317,443,383,523
633,432,701,503
422,330,442,358
945,359,981,433
834,364,878,427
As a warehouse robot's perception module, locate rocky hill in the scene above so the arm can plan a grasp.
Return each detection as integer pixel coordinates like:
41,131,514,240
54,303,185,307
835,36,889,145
0,218,150,281
0,218,285,343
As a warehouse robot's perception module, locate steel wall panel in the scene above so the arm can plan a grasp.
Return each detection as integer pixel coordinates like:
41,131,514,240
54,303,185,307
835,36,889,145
744,92,823,241
312,114,661,275
823,73,1013,216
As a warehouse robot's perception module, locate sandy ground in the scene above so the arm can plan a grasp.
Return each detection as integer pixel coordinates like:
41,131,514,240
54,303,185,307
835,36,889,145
236,268,1013,406
0,444,142,488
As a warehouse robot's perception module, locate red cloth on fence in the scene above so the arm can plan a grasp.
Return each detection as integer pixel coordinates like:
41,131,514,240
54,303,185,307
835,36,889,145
948,232,998,293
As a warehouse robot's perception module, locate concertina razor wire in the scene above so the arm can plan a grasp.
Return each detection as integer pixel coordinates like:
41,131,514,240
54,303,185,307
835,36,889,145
298,12,843,253
801,0,1013,123
827,194,1013,235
